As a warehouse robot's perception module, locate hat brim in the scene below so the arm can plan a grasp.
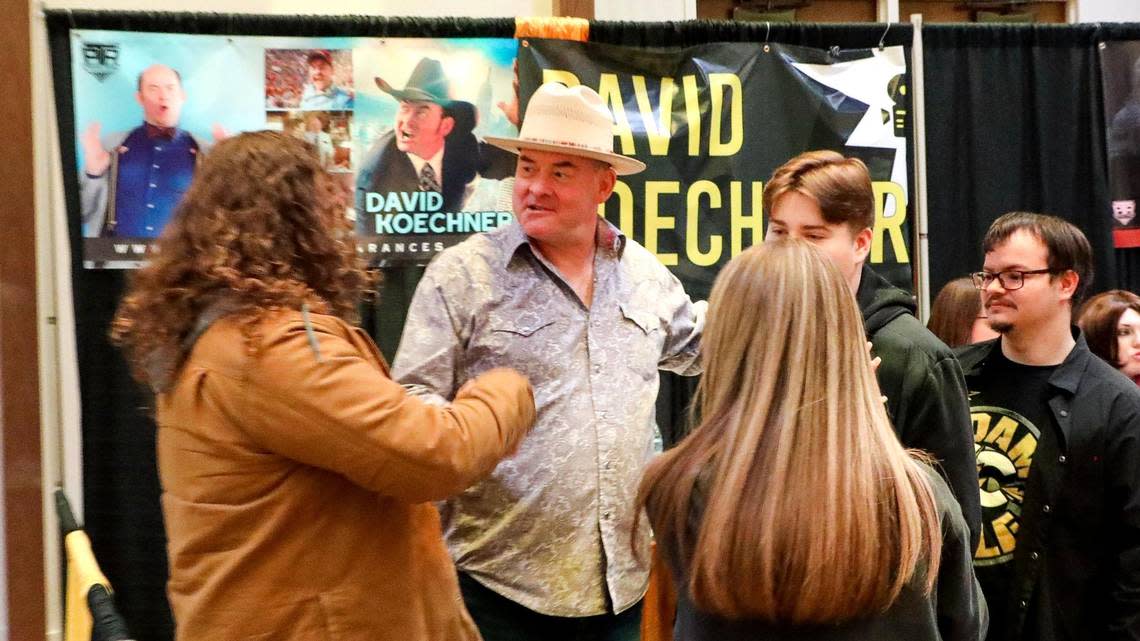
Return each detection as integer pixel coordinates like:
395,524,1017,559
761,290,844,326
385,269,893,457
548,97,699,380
484,136,646,176
374,77,451,106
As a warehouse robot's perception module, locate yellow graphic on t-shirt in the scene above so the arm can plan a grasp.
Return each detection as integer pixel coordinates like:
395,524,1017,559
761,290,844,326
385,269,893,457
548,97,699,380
972,406,1040,566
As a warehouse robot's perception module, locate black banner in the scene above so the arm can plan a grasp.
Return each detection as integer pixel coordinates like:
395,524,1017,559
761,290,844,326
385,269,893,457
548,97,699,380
518,38,915,297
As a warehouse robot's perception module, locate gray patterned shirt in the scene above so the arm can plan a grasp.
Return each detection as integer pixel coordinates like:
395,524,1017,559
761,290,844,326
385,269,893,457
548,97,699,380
393,219,704,617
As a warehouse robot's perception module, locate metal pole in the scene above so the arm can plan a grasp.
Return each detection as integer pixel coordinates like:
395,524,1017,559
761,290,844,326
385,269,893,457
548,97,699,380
910,13,932,322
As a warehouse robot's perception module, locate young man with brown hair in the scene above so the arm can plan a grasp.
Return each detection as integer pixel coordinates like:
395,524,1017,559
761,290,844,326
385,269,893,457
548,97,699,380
763,150,981,547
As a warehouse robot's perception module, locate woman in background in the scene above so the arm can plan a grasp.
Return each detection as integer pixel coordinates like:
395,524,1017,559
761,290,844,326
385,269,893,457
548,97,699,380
111,131,535,641
636,240,986,641
928,276,999,347
1078,289,1140,386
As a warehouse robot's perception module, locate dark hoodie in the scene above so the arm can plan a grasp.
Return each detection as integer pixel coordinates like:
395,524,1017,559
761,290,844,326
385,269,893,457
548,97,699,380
857,264,981,548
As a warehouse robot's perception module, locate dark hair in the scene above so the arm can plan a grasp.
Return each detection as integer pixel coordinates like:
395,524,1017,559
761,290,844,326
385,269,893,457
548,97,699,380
927,277,982,348
982,211,1094,306
763,150,875,232
1077,290,1140,367
111,131,374,387
136,65,182,91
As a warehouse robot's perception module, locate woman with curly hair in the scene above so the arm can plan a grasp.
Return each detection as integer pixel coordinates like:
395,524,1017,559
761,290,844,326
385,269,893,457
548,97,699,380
111,131,535,641
636,240,986,641
1077,289,1140,386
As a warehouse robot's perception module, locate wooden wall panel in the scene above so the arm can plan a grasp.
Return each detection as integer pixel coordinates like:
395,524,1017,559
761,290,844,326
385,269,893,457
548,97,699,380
0,0,45,638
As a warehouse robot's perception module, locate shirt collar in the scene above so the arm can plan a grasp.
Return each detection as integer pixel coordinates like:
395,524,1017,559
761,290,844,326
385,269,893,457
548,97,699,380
1047,327,1091,394
144,122,177,140
965,326,1090,395
406,146,445,183
501,218,627,268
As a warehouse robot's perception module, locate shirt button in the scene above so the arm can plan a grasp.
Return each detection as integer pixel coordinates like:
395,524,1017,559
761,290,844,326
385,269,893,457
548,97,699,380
147,203,155,209
1019,600,1028,609
149,183,157,188
154,145,163,151
145,225,154,231
603,511,611,520
604,461,612,471
593,363,601,373
1030,552,1039,560
1059,409,1069,417
152,164,160,168
1058,455,1067,464
1043,504,1052,514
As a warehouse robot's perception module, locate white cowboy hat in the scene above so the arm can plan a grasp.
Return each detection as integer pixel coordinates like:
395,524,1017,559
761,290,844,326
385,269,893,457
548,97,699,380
485,82,646,176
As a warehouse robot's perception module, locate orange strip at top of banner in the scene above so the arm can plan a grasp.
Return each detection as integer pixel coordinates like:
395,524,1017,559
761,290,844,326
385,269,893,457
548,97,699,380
515,17,589,41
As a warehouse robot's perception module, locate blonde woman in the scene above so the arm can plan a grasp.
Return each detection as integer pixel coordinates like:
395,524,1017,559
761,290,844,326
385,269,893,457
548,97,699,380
637,240,986,641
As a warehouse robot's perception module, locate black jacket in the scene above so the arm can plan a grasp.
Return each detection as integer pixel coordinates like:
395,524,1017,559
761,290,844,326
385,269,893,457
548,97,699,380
857,264,981,547
669,465,987,641
957,332,1140,641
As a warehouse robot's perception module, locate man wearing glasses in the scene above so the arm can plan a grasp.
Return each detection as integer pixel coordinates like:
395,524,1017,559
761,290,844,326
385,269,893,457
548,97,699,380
957,211,1140,641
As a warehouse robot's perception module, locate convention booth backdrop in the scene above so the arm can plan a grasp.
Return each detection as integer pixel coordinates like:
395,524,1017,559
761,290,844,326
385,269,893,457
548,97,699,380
44,10,1140,640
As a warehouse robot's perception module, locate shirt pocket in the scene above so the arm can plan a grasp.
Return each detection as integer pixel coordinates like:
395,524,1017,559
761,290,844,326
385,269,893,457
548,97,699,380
619,303,663,381
478,316,561,383
490,318,557,338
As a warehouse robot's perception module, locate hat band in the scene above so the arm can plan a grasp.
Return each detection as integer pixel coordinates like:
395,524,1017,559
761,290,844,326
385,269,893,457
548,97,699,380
515,135,614,155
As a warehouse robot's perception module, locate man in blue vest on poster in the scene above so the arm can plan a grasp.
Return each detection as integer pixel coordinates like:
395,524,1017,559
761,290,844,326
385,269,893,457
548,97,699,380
79,63,219,238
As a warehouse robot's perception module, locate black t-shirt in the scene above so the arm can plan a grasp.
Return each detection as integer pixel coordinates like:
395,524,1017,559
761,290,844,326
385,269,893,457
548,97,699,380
968,346,1059,640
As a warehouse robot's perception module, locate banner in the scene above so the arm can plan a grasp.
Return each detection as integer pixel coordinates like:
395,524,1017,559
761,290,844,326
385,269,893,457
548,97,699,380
518,38,914,296
69,31,520,268
67,31,913,288
1101,40,1140,248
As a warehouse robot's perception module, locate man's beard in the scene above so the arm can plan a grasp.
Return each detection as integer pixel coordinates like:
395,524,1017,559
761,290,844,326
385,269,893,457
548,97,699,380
989,318,1014,334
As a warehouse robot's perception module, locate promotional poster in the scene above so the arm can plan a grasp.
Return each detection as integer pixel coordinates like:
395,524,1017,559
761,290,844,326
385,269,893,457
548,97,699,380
1101,40,1140,248
70,31,520,267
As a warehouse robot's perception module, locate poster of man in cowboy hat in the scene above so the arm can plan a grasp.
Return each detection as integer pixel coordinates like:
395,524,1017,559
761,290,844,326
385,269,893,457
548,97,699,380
354,42,520,258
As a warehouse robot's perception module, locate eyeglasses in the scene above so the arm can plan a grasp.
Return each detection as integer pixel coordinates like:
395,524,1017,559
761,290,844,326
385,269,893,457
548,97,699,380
970,268,1057,291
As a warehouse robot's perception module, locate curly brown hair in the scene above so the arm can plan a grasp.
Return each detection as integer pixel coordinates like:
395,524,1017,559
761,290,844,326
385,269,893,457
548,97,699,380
111,130,375,387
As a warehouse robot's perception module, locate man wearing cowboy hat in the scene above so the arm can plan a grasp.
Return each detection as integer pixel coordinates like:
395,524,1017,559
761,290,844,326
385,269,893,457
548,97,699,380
393,82,705,640
356,57,514,217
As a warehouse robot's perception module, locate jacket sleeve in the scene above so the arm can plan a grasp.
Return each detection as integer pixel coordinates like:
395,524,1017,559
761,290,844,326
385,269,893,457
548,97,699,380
934,471,989,641
894,352,982,550
238,322,535,503
1106,396,1140,639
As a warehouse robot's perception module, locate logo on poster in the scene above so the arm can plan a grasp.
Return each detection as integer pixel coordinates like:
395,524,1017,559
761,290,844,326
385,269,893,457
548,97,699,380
1113,200,1136,227
82,42,120,82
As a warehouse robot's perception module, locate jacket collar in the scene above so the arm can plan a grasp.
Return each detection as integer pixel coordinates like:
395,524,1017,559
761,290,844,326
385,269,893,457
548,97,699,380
147,296,242,393
960,326,1091,396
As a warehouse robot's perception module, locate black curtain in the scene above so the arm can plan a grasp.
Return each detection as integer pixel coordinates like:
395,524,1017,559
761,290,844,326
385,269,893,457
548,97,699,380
922,24,1139,299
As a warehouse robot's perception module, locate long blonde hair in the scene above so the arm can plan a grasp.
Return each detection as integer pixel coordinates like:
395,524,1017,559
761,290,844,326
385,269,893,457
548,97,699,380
636,240,941,623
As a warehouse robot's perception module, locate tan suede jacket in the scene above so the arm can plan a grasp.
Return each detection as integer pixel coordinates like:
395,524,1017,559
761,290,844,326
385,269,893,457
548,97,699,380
155,308,535,641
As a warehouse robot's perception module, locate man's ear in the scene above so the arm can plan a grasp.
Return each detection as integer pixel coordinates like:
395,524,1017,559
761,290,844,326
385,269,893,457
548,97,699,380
853,226,873,265
1057,269,1080,303
595,165,617,204
439,116,455,138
